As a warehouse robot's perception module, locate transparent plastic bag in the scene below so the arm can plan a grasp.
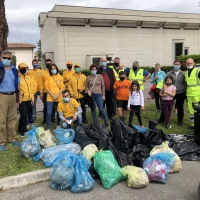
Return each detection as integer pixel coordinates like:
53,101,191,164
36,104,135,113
54,128,75,144
20,126,41,159
94,150,126,189
121,166,149,188
81,144,98,160
37,127,58,148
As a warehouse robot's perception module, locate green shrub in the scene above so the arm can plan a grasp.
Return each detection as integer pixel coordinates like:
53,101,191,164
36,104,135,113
177,54,200,63
140,66,173,74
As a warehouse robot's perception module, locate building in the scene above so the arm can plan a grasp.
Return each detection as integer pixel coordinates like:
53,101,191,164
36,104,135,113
38,5,200,69
8,43,36,69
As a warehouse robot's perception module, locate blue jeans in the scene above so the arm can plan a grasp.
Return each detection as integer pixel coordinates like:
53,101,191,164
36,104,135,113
46,102,60,129
91,93,108,122
62,114,82,129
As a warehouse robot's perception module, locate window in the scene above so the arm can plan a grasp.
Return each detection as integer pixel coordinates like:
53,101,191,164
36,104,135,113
184,48,189,55
92,57,100,67
175,43,183,59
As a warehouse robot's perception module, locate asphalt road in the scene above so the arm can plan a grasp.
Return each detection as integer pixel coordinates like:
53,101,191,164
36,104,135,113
1,161,199,200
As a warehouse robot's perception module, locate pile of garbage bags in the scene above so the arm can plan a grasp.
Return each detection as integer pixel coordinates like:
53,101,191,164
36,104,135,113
20,119,200,192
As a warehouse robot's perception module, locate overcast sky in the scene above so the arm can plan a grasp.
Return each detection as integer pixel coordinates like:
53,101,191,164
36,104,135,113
5,0,200,48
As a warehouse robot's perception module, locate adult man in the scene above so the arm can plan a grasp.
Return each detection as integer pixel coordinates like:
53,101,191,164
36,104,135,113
63,60,75,89
126,61,151,91
40,59,56,124
67,63,87,123
27,59,43,125
97,56,116,120
0,50,20,151
185,58,200,129
57,89,82,129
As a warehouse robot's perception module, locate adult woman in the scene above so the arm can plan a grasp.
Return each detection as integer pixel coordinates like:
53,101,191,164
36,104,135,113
44,63,64,130
150,63,166,112
86,64,109,126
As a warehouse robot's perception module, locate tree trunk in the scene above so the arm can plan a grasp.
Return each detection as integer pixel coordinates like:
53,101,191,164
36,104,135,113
0,0,9,54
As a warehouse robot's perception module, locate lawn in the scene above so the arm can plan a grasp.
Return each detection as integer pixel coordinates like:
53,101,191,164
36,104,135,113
0,103,193,179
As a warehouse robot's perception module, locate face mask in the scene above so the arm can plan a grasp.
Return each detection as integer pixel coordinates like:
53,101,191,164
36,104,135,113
119,77,125,81
2,59,11,66
187,65,193,69
67,65,72,70
101,62,107,67
51,69,57,74
63,97,70,102
75,68,81,73
46,63,50,69
133,66,138,71
114,62,119,67
20,68,27,74
33,64,38,69
174,65,180,70
91,70,97,75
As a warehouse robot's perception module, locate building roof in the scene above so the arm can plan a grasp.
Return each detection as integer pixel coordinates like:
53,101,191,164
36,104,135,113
8,43,36,48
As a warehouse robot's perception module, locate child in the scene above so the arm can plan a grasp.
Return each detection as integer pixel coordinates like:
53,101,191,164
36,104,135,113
127,80,145,127
159,75,176,129
113,71,131,123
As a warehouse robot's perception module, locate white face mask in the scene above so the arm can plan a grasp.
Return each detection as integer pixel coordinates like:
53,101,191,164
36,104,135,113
187,66,193,69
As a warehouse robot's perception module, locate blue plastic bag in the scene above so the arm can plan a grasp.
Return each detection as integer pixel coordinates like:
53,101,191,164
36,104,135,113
54,128,75,144
50,154,77,190
133,124,149,133
32,143,81,167
70,155,95,193
20,126,41,159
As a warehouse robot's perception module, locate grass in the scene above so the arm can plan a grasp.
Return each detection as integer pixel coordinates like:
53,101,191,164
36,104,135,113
0,103,193,179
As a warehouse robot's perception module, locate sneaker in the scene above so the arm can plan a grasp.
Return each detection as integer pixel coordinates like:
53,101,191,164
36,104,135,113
187,126,194,130
18,132,25,137
0,145,6,151
166,124,172,129
12,141,21,146
178,122,182,126
105,122,109,127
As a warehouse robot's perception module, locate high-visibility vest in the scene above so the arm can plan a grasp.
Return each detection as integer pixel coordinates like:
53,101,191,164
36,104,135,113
109,66,125,81
156,81,164,89
185,67,200,96
128,68,144,91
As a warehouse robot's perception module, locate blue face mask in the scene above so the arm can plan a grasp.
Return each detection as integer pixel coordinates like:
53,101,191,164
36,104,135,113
75,68,81,73
91,70,97,75
174,65,180,70
2,59,11,66
63,97,70,102
51,69,57,74
33,64,38,69
101,62,107,67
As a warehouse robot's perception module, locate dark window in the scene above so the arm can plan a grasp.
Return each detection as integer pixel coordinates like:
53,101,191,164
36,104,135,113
184,49,188,55
92,57,100,67
175,43,183,59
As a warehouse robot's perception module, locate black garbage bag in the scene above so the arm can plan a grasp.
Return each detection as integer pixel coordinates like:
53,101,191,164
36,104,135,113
74,125,98,149
132,144,150,167
85,122,100,140
128,124,143,145
142,128,167,150
98,123,111,150
88,158,100,180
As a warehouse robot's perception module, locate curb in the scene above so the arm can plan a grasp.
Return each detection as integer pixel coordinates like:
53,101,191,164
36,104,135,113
0,168,51,191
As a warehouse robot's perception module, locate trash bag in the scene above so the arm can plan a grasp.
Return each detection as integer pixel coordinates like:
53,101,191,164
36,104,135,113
132,124,149,133
54,128,75,144
74,125,98,149
50,154,76,190
81,144,98,160
150,141,182,173
70,155,95,193
121,166,149,188
94,150,126,189
20,126,41,159
88,158,100,179
132,144,150,168
37,127,57,148
148,120,158,129
32,143,81,167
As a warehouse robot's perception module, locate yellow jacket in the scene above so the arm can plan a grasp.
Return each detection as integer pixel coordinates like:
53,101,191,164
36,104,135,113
44,74,64,102
68,73,86,99
40,69,50,93
28,69,43,93
19,73,37,101
63,69,75,88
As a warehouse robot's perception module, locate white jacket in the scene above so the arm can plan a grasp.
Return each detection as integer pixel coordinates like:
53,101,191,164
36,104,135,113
128,90,144,107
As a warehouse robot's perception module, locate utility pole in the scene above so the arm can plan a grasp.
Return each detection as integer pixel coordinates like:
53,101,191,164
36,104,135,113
0,0,9,54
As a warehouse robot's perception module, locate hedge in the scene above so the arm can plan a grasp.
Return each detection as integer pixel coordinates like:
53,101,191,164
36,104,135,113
177,54,200,64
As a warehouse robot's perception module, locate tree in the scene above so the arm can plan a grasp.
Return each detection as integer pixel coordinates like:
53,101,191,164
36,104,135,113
0,0,9,54
37,39,41,61
12,55,16,66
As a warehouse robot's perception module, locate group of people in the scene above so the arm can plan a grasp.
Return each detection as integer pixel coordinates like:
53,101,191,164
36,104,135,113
0,49,199,151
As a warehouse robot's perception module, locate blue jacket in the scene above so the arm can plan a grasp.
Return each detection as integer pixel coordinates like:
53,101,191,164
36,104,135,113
150,70,166,84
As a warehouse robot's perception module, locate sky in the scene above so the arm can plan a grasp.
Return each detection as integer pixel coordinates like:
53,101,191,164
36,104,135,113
4,0,200,49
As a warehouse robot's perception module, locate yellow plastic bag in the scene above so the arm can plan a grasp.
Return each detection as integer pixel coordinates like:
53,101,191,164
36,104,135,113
150,141,182,173
81,144,98,160
121,166,149,188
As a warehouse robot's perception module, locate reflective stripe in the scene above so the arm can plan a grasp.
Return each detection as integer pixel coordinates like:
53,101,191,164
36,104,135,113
187,84,200,87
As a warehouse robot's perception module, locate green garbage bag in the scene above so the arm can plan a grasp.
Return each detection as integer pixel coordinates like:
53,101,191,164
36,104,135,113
94,150,126,189
37,127,58,148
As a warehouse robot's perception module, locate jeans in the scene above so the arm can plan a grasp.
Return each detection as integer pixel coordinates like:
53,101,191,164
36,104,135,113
76,98,87,122
62,114,82,129
46,102,60,129
91,93,108,123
